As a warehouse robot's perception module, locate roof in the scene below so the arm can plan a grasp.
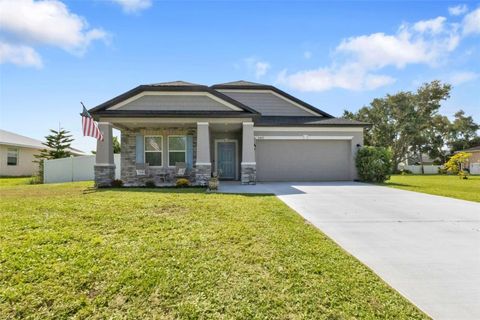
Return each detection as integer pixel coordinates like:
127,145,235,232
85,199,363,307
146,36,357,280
0,129,87,155
89,84,260,115
148,81,202,86
461,145,480,152
89,81,370,127
212,80,267,87
211,81,333,118
254,116,369,127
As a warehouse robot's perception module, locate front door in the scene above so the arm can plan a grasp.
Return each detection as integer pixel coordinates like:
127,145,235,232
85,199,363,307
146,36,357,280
217,141,236,180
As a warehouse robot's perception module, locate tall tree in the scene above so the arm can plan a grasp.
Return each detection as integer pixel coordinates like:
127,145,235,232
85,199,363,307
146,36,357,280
344,80,451,170
34,128,74,183
448,110,480,152
36,128,74,160
410,81,451,172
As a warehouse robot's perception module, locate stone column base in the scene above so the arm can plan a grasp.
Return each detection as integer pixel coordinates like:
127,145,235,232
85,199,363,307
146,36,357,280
241,163,256,185
195,163,211,186
94,164,116,187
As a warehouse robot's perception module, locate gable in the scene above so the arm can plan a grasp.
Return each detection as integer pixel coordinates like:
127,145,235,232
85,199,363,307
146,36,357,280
218,90,321,116
107,92,243,112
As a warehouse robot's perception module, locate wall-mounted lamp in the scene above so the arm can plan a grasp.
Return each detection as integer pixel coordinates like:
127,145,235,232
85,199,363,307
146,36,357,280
356,144,362,148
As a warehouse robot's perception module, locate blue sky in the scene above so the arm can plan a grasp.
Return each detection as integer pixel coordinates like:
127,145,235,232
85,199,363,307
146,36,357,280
1,0,479,153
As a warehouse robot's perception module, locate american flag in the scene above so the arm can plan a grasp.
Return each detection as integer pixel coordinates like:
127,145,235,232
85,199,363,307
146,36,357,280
81,103,103,141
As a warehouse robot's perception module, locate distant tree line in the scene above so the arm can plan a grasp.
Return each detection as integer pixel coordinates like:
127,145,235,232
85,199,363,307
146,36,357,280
343,80,479,171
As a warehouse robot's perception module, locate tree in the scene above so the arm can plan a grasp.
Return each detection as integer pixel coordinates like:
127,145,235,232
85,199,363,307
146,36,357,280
34,128,74,183
36,128,74,160
410,81,451,172
113,136,121,154
448,110,480,152
444,152,472,176
344,80,451,171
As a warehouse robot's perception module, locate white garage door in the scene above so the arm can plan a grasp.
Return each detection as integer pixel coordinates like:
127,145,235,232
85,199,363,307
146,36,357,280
256,140,352,181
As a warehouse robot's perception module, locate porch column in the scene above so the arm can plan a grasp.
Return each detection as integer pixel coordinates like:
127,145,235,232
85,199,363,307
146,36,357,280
94,122,116,187
241,122,256,184
195,122,211,185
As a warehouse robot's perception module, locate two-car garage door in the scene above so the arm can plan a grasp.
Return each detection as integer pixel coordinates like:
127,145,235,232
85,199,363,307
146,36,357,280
256,140,352,181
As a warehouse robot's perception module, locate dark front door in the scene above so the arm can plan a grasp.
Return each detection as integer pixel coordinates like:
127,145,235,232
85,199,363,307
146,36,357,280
217,141,236,180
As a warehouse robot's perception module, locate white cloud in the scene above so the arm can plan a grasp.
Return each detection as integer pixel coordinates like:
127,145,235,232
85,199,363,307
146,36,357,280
449,71,479,85
303,51,312,59
449,4,468,16
0,43,42,68
413,16,447,34
278,64,395,92
462,7,480,35
278,12,476,92
112,0,152,14
245,57,270,78
0,0,107,67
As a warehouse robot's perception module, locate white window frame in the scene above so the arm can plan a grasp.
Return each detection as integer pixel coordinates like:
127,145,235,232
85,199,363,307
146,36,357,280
144,135,163,167
168,135,187,167
7,147,18,166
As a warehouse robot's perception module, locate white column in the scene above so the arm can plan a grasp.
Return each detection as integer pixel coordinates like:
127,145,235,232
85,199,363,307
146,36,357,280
96,122,114,165
241,122,255,164
196,122,211,165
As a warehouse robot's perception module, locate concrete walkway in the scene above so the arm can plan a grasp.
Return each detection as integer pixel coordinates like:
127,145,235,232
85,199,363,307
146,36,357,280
219,181,480,320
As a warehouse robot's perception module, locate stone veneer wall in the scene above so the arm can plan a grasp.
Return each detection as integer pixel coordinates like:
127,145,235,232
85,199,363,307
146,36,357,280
121,127,197,186
241,163,256,185
94,165,116,187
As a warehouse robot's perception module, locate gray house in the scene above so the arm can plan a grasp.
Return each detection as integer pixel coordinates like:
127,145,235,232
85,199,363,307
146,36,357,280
89,81,367,186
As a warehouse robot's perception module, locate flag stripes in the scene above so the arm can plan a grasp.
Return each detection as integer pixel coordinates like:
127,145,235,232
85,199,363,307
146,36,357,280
81,105,103,141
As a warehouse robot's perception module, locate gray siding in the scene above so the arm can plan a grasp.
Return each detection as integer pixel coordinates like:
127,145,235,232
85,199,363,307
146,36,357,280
115,95,234,111
221,91,318,116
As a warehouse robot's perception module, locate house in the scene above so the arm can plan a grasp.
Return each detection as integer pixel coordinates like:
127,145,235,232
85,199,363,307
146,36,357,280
458,145,480,174
89,81,368,186
0,129,87,177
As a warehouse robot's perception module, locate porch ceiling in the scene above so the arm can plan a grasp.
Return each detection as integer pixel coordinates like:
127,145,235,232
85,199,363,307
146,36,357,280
103,117,252,131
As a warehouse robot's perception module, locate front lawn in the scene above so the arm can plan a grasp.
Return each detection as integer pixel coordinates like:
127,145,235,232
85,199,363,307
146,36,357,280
385,174,480,202
0,181,427,319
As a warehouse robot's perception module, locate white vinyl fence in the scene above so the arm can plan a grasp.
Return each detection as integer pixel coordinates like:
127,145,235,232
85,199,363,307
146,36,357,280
44,154,120,183
398,165,443,174
471,163,480,175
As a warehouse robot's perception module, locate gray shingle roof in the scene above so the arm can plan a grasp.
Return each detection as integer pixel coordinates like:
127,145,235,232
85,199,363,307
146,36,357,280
149,81,203,86
255,116,369,127
212,80,267,87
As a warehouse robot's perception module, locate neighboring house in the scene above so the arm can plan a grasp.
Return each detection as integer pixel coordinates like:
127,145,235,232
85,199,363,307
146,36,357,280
89,81,368,186
459,145,480,170
0,129,87,177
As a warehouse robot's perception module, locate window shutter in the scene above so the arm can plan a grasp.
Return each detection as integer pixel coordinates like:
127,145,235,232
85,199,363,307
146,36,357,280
186,135,193,169
135,134,144,164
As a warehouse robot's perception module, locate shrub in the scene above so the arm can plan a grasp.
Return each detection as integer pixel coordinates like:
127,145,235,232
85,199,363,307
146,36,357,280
176,178,190,188
28,175,42,185
444,152,472,175
355,146,392,183
145,180,156,188
110,179,124,188
400,169,412,175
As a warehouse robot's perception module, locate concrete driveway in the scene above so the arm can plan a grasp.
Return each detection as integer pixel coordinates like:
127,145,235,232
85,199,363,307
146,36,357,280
220,181,480,320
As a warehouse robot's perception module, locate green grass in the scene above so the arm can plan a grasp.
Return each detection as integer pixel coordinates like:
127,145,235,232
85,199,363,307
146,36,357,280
0,176,32,186
385,174,480,202
0,181,427,319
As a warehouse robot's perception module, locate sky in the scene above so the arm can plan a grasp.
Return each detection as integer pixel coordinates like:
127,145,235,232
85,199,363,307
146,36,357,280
0,0,479,153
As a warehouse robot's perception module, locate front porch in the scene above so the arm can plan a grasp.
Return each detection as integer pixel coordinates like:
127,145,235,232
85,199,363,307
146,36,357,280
94,119,256,187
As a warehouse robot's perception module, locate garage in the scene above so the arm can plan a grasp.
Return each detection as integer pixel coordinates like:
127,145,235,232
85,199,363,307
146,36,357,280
255,139,352,181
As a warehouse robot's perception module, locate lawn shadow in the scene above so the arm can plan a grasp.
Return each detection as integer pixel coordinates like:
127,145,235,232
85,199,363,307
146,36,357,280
83,187,207,195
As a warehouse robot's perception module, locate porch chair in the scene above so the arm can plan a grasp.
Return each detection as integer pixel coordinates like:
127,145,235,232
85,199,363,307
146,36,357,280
174,162,190,180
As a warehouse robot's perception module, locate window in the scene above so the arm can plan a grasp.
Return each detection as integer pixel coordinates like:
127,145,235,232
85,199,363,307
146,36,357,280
7,148,18,166
144,136,162,167
168,136,186,166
